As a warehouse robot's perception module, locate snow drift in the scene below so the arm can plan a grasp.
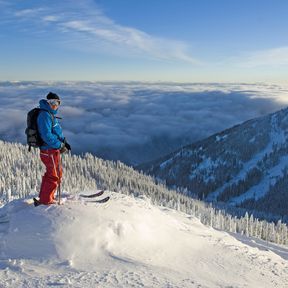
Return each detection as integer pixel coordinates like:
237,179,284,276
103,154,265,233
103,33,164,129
0,192,287,287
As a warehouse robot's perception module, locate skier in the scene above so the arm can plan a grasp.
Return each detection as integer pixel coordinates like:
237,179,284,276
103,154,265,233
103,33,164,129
37,92,71,205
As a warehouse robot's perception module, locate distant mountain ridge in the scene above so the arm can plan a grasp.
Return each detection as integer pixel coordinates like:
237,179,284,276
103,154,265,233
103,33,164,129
139,107,288,218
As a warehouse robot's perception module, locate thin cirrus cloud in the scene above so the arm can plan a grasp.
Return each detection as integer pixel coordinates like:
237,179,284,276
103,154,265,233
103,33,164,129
236,47,288,68
11,0,199,64
14,8,45,17
60,20,199,64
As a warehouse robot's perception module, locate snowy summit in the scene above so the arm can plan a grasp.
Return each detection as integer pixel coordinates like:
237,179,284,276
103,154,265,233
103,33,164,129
0,192,287,287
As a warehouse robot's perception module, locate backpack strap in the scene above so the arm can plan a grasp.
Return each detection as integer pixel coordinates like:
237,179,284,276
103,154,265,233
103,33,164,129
40,108,55,126
38,109,56,146
39,109,65,145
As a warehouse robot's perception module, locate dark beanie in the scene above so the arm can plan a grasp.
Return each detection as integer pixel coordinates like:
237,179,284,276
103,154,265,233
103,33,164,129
46,92,60,100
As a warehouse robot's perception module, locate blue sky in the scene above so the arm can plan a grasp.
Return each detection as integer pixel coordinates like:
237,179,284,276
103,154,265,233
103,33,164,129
0,0,288,82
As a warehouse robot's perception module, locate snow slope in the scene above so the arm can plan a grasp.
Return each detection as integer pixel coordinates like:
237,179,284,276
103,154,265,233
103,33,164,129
0,192,287,288
140,107,288,219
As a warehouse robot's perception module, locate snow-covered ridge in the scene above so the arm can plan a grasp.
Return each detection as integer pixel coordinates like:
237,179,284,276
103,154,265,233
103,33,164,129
0,140,288,247
141,107,288,219
207,112,287,203
0,193,287,287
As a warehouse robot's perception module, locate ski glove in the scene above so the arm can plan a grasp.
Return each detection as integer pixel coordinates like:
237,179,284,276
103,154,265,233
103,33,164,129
60,143,68,154
65,142,71,151
63,138,71,151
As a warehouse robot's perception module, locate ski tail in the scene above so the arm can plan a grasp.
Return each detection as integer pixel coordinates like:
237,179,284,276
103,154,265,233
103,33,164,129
33,198,41,207
79,190,104,198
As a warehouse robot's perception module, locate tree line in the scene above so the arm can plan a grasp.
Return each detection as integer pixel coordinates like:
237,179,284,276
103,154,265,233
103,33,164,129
0,140,287,246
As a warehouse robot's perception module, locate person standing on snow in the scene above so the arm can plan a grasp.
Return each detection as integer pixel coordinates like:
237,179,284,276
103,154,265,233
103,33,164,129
37,92,71,205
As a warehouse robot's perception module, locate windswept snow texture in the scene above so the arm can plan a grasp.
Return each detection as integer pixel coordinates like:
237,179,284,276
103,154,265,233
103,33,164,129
0,193,287,288
0,81,288,164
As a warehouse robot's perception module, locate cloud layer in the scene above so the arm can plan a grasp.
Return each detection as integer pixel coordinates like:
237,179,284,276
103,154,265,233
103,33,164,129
0,82,287,164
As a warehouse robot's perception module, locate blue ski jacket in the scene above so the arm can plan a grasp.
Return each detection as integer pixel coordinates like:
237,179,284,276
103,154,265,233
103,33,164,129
37,99,65,150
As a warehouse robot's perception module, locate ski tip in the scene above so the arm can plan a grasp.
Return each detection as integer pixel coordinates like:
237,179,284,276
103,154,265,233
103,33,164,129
92,196,110,204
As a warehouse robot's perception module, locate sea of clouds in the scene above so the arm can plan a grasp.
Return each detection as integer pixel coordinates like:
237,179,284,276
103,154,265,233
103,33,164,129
1,81,287,165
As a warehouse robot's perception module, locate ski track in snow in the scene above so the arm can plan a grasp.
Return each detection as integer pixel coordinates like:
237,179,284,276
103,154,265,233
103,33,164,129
0,192,287,288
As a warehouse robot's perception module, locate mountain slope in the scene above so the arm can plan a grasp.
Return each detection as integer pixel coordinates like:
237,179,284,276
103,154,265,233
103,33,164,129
0,192,287,288
139,107,288,219
1,140,288,246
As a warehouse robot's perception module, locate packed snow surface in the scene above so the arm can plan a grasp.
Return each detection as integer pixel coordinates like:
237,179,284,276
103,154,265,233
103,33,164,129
0,192,287,287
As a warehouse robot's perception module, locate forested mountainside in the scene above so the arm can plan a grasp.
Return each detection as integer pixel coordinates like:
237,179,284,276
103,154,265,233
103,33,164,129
139,107,288,219
1,140,287,245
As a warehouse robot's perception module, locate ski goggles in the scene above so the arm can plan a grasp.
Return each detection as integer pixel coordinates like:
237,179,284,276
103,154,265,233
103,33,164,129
48,99,61,106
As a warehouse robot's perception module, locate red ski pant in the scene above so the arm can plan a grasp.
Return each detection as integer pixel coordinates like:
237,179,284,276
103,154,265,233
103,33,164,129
39,149,62,204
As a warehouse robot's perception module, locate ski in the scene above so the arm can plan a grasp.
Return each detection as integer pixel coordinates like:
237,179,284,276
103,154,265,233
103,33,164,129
0,218,9,224
89,196,110,204
0,215,9,224
33,193,110,206
79,190,104,198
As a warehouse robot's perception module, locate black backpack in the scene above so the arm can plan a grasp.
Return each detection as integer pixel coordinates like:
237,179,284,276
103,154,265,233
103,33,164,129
25,108,54,151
